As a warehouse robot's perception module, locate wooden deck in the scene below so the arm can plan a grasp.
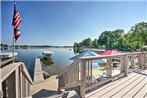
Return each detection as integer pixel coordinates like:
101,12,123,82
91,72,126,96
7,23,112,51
86,68,147,98
34,57,44,82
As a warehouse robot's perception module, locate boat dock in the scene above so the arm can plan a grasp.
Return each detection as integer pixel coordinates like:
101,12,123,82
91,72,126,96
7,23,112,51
34,57,44,82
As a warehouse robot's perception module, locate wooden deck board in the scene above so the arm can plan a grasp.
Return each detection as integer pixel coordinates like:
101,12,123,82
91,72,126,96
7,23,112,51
103,75,146,98
95,74,144,98
144,93,147,98
86,69,147,98
112,77,146,98
86,69,143,97
131,83,146,98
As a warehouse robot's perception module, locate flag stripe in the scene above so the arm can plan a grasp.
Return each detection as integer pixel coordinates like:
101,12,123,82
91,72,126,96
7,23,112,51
14,14,21,28
14,12,19,18
14,17,21,28
14,13,21,23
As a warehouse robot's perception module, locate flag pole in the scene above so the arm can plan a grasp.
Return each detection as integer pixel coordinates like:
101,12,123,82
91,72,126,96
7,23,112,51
13,0,16,63
13,29,15,62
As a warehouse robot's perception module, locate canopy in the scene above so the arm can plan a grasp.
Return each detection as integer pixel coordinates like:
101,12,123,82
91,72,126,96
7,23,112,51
69,50,106,63
69,50,99,61
42,51,54,55
100,50,123,55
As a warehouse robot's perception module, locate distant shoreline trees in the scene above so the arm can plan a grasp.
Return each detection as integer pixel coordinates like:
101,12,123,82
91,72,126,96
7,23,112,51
74,22,147,51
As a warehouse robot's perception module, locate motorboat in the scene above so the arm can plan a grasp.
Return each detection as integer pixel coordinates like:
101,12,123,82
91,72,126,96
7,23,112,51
41,51,55,65
0,52,18,61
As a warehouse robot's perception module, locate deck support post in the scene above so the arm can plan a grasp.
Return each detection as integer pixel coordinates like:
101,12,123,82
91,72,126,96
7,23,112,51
124,54,128,76
107,57,112,78
144,53,147,69
20,66,23,98
80,59,86,98
131,54,135,69
138,53,142,68
120,56,125,73
0,69,3,98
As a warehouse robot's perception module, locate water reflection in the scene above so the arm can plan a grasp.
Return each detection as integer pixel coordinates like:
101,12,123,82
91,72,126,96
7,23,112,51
2,47,75,79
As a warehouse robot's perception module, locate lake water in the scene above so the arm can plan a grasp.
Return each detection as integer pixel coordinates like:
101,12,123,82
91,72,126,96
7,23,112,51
2,47,76,79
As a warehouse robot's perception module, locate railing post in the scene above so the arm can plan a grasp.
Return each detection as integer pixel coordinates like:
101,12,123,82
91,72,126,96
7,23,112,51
120,55,125,73
80,59,86,98
138,53,142,68
144,53,147,69
131,54,135,69
0,68,3,98
15,67,20,98
106,57,112,78
124,54,128,76
19,66,23,98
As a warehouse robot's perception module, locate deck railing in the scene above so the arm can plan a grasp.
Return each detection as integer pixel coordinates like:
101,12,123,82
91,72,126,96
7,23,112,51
57,52,147,98
0,62,33,98
57,59,81,90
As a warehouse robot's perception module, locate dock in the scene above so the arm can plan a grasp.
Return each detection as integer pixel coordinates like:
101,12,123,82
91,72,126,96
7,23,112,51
34,57,44,82
31,58,79,98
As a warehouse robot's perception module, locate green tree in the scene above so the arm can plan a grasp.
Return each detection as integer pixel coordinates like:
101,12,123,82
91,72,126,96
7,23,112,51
92,39,98,48
98,29,124,49
73,42,79,48
81,38,92,48
128,22,147,48
98,31,111,49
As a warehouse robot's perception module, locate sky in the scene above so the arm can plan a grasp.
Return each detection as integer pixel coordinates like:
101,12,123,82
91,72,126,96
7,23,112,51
1,0,147,46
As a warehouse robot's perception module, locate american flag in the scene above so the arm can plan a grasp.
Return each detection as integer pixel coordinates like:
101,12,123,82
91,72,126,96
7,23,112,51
14,29,21,42
12,2,21,41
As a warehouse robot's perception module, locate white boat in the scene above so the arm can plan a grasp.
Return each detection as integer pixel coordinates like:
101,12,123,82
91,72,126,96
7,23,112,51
0,52,18,59
41,51,55,65
42,51,54,59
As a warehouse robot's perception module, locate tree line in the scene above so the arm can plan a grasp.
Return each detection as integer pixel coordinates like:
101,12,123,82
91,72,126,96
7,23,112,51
74,22,147,51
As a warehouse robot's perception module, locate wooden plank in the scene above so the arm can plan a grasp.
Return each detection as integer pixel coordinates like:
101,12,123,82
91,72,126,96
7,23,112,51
111,77,146,98
123,72,147,98
143,93,147,98
97,73,144,98
21,63,33,84
1,63,21,82
57,59,81,78
80,60,86,98
86,69,143,97
86,69,147,98
33,58,44,82
65,82,81,89
133,84,147,98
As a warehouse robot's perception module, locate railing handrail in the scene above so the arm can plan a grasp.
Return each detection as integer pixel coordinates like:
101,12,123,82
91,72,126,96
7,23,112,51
57,52,147,79
57,53,127,78
57,52,147,98
21,63,33,84
1,62,33,84
80,52,146,60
